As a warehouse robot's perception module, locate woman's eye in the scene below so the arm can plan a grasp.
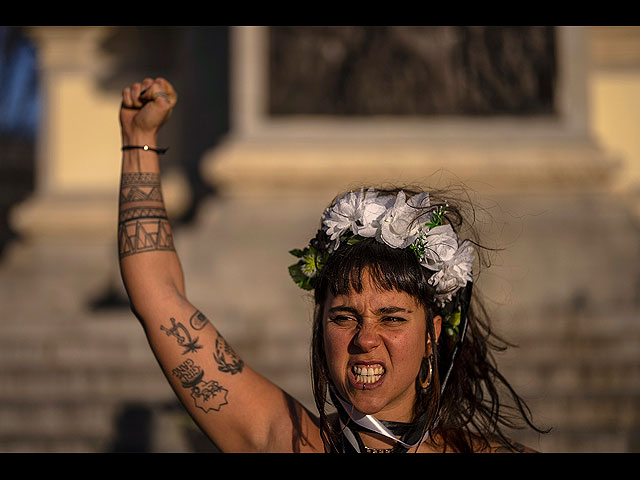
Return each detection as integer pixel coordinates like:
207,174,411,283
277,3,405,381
329,315,356,324
383,316,406,323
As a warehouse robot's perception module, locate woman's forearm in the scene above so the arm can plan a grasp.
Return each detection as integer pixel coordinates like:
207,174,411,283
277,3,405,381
118,143,186,316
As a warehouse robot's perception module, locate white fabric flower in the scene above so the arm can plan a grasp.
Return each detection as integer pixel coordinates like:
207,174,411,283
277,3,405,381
379,191,430,248
417,224,460,271
428,240,475,305
413,224,475,305
322,188,392,249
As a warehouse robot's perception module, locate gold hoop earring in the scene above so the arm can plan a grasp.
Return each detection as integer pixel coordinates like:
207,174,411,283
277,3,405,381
419,355,433,390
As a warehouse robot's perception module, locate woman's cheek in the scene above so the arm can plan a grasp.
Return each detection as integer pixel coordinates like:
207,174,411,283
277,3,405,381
324,328,348,378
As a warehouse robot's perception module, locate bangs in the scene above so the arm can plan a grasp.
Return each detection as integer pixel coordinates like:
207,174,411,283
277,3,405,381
314,237,433,308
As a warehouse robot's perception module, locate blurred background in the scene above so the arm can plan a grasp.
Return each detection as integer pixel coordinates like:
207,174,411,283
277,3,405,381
1,26,639,453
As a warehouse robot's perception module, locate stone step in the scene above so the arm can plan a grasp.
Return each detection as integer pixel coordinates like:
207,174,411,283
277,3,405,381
504,390,640,437
511,425,634,453
0,434,106,453
0,337,152,370
492,303,640,338
0,400,116,441
0,339,313,379
0,398,193,453
501,335,640,367
508,364,640,398
0,344,152,371
500,391,640,452
0,365,174,403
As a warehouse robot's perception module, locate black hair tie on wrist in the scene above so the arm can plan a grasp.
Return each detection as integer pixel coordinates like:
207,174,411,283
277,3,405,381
122,145,169,154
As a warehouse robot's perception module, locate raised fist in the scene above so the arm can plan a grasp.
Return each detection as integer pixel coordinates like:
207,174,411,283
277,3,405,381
120,77,177,145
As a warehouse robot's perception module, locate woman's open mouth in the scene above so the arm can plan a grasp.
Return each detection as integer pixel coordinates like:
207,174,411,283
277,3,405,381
351,363,385,387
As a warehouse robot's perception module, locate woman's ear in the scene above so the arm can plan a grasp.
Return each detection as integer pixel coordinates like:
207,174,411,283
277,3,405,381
426,315,442,356
434,315,442,342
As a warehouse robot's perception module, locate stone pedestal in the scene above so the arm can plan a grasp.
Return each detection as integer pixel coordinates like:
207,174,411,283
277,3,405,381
588,26,640,220
10,27,121,240
203,27,620,198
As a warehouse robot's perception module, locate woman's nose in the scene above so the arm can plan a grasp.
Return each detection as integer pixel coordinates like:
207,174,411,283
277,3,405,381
352,323,381,351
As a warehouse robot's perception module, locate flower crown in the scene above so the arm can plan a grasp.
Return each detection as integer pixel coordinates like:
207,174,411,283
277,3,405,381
289,188,475,314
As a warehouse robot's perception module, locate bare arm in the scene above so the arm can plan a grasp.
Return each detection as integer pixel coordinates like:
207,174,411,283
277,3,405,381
118,78,184,308
117,78,322,452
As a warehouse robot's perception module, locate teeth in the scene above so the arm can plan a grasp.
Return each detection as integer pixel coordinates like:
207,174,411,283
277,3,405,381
352,364,385,384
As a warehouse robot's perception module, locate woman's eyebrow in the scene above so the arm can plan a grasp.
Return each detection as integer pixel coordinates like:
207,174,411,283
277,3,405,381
328,306,412,315
328,306,360,315
376,306,412,315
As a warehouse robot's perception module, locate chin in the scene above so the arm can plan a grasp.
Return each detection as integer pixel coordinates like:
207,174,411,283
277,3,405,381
347,390,389,416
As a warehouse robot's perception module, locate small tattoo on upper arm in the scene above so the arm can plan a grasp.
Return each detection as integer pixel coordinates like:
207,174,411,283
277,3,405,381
189,310,209,331
160,317,202,354
187,310,245,375
213,333,244,375
172,358,229,413
172,358,205,387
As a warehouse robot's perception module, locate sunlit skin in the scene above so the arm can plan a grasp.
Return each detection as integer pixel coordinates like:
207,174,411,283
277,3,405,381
323,270,441,423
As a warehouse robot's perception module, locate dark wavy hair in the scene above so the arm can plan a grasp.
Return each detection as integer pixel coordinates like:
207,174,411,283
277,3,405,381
309,186,546,453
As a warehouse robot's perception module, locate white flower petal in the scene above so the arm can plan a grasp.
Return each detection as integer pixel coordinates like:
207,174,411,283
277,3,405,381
418,224,459,270
426,239,475,306
407,192,430,208
379,191,428,249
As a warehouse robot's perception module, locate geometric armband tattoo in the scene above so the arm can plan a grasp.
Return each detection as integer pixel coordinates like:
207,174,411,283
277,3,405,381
118,172,175,258
119,172,163,203
118,215,175,258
